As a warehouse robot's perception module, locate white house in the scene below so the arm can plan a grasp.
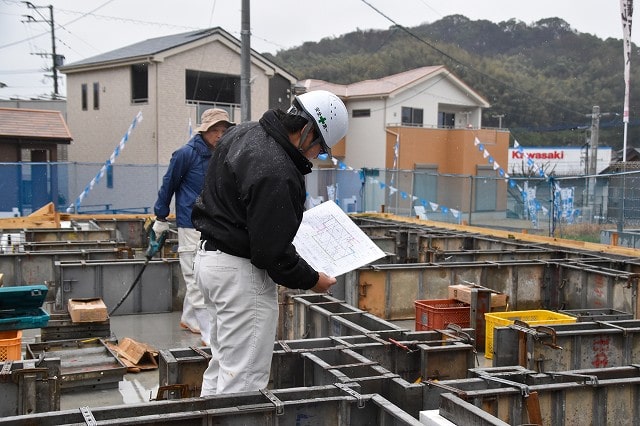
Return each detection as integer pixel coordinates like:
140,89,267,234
300,66,491,169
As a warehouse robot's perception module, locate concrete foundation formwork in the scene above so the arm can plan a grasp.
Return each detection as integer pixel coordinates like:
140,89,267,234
0,248,131,289
2,213,640,424
493,319,640,371
0,358,61,417
0,384,424,425
53,258,181,314
348,217,639,322
429,366,640,425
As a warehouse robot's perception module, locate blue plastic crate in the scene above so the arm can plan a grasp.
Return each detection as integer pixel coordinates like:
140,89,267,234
0,284,50,331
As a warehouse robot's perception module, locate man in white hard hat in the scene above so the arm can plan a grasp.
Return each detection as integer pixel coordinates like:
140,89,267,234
152,108,234,346
192,90,348,395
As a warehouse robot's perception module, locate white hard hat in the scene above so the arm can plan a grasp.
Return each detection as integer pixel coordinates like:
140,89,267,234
294,90,348,156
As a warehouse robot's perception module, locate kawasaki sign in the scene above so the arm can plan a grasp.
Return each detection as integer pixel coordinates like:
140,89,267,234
508,147,612,175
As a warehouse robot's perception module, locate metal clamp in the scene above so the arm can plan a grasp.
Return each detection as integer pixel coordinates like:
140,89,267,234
424,379,468,398
478,373,532,397
260,388,284,416
551,372,599,386
0,361,12,381
79,406,97,426
534,325,563,350
335,382,366,408
442,323,474,344
387,338,419,353
154,384,190,400
189,346,212,360
277,340,292,353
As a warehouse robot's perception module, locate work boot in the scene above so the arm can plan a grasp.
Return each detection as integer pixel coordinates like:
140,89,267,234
194,308,212,346
180,321,200,334
180,304,200,333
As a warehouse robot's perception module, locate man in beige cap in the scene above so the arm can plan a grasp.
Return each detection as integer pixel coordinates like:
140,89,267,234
152,108,234,345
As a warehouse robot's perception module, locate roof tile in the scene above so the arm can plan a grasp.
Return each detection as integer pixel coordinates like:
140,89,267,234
0,108,72,141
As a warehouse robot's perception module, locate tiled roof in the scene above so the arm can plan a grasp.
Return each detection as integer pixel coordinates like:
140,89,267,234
58,27,297,81
61,28,224,69
0,108,72,141
299,66,444,97
299,65,490,106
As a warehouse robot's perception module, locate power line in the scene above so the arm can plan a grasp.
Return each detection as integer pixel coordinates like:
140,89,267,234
359,0,588,120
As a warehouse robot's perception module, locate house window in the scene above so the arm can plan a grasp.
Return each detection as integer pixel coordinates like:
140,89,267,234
401,107,423,127
185,69,239,103
438,112,455,128
353,109,370,118
81,84,88,111
131,63,149,103
93,82,100,110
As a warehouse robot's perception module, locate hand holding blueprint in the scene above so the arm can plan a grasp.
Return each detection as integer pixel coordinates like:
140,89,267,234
293,201,386,277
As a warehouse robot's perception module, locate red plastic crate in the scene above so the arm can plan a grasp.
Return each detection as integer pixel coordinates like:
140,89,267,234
414,299,470,331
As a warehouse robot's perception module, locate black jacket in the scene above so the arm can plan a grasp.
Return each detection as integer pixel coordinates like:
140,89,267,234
192,110,319,290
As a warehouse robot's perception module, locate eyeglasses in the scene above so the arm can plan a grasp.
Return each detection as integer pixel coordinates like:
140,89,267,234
307,129,330,158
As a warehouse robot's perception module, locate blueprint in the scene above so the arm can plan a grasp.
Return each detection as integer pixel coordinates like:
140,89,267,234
293,201,386,277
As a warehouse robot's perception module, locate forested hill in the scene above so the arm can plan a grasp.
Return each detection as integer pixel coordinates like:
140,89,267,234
263,15,638,150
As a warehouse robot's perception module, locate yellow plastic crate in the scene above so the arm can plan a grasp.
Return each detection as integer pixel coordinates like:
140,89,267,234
484,310,576,359
0,330,22,361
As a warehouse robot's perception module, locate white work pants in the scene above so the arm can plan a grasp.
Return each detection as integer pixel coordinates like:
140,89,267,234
178,228,210,344
195,246,278,395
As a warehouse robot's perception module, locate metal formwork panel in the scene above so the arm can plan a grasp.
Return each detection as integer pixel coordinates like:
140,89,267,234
307,302,365,338
0,384,424,425
24,228,115,242
426,366,640,425
0,358,61,417
492,320,640,371
348,260,636,320
54,259,176,315
370,236,396,257
40,312,111,342
421,248,556,264
301,348,424,418
0,249,127,285
91,218,146,248
289,293,354,340
21,240,128,252
419,341,475,381
328,312,406,337
26,338,126,391
158,346,211,398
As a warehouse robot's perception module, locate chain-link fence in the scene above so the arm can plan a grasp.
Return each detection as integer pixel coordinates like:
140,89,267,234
1,161,639,239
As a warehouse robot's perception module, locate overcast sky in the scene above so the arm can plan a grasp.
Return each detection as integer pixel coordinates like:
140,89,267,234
0,0,633,100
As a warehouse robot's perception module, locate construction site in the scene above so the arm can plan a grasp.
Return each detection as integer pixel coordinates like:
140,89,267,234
0,204,640,425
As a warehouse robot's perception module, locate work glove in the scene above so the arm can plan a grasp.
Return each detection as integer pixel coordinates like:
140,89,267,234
152,219,170,235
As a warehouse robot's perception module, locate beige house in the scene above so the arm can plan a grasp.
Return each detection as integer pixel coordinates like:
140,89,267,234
59,27,297,166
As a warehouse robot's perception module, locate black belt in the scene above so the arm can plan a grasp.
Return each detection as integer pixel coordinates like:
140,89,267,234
202,240,217,251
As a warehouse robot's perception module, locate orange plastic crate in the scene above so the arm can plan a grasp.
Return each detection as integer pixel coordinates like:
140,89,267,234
0,330,22,361
414,299,470,331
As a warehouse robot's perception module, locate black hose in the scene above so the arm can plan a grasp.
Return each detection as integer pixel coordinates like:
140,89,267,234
108,259,149,316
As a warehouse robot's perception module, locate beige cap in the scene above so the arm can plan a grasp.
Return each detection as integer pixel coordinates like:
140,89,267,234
195,108,234,133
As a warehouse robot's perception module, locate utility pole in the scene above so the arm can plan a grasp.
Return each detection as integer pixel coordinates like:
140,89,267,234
584,106,614,220
23,2,64,98
240,0,251,122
